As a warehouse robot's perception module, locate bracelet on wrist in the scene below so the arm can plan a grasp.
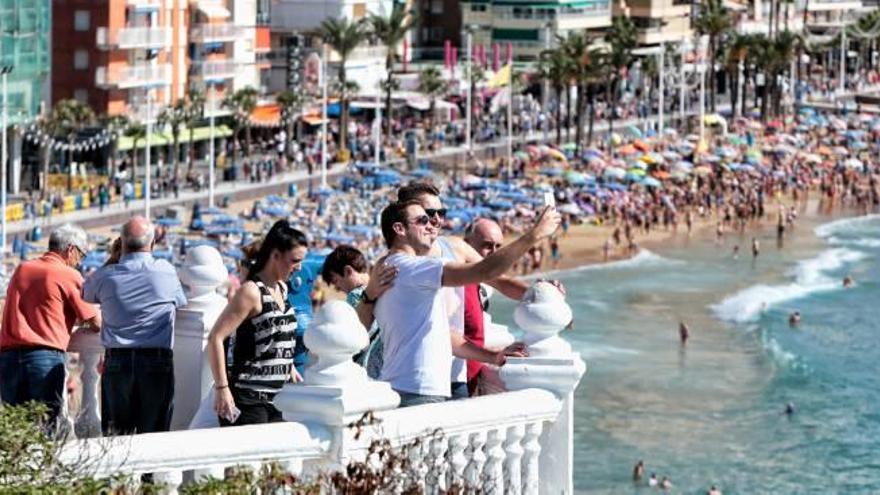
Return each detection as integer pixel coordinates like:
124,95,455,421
362,292,378,305
215,384,229,390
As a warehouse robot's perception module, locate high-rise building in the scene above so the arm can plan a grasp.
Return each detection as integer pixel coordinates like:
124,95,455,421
615,0,692,47
460,0,613,61
0,0,51,124
51,0,268,119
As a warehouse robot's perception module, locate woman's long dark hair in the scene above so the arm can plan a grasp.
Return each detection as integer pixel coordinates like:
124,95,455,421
247,220,308,281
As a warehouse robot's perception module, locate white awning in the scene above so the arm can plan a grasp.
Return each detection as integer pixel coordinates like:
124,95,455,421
197,2,231,19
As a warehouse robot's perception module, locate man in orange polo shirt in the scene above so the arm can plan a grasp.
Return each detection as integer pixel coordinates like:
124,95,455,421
0,223,100,427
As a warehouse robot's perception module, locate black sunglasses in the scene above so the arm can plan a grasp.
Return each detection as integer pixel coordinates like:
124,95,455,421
424,208,447,219
407,215,431,226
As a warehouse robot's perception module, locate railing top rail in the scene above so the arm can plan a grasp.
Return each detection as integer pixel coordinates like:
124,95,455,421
360,389,562,444
61,422,331,478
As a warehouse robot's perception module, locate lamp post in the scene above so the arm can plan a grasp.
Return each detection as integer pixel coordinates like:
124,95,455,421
465,27,473,156
543,21,553,142
0,65,12,257
658,42,665,136
320,43,328,190
208,83,216,208
374,64,382,166
145,91,153,220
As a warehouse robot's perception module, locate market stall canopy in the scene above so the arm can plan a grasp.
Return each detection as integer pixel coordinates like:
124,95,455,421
117,125,232,151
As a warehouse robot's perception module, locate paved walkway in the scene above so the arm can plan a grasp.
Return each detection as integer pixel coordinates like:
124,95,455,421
6,106,724,238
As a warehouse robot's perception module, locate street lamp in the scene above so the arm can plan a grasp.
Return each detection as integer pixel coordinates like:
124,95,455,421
1,65,13,258
145,91,153,220
207,82,217,208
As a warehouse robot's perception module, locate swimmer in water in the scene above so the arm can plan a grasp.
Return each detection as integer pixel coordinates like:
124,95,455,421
843,275,854,288
784,402,795,416
633,460,645,482
789,311,801,327
708,486,723,495
660,476,672,490
752,237,760,258
679,322,690,345
732,245,740,260
648,473,658,487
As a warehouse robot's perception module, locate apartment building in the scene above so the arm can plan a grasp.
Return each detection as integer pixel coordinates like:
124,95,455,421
460,0,613,61
0,0,51,124
614,0,692,47
51,0,267,119
267,0,390,96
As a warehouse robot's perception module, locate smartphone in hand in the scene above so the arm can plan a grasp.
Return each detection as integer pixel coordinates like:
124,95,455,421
543,191,556,208
226,406,241,424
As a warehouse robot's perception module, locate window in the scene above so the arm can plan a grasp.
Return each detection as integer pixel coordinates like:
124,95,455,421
74,49,89,70
471,4,487,12
74,10,90,31
430,27,444,41
73,89,89,105
430,0,444,14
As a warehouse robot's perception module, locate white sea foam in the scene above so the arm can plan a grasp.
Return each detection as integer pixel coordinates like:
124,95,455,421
814,214,880,239
763,336,798,368
827,236,880,249
712,248,865,323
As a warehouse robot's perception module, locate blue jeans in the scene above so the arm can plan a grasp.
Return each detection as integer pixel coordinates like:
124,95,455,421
101,348,174,435
450,381,469,400
396,390,447,408
0,348,66,423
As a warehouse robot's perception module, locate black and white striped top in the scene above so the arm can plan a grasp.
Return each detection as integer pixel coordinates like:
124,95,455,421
229,280,297,396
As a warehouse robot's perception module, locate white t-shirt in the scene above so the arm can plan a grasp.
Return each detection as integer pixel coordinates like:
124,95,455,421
375,253,452,397
437,237,466,384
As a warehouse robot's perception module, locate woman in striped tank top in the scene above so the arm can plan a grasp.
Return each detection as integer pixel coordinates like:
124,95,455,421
207,220,308,426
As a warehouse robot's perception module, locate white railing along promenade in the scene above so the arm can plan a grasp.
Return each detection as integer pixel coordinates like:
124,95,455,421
60,247,586,493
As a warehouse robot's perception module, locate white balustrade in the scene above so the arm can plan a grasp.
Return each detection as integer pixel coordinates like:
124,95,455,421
172,245,229,430
66,329,104,438
60,422,330,492
52,281,586,493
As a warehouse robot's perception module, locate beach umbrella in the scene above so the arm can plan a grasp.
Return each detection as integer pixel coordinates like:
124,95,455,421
624,125,643,138
584,148,604,159
662,151,681,162
641,177,662,188
633,139,650,152
514,151,530,161
652,171,671,179
671,170,689,180
802,153,823,164
558,203,582,215
323,233,355,244
844,158,863,169
563,170,587,185
618,144,638,155
263,206,290,217
639,153,657,165
540,167,563,177
408,169,433,178
604,183,628,192
718,147,738,159
851,141,868,151
832,146,849,156
624,171,643,182
694,165,712,176
673,160,693,171
561,143,577,151
603,167,626,180
156,217,182,227
703,154,721,163
545,148,568,163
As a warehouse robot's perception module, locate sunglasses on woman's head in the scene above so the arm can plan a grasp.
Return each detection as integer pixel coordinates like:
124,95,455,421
424,208,447,219
407,215,431,226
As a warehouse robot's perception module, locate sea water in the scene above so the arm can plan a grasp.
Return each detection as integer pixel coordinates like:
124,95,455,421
491,212,880,494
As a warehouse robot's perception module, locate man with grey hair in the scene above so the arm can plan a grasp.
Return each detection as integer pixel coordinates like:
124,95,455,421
0,223,100,428
83,216,186,435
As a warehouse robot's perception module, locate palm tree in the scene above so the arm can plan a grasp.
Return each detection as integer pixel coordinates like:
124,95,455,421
418,66,448,136
103,114,129,179
771,30,800,117
320,17,368,160
276,90,304,161
695,0,731,112
123,122,146,182
369,4,415,137
51,99,95,191
223,87,258,167
560,32,602,153
539,47,570,146
184,87,205,174
605,16,637,137
157,100,187,181
723,33,754,116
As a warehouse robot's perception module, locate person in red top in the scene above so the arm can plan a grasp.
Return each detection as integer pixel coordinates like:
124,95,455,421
0,223,100,427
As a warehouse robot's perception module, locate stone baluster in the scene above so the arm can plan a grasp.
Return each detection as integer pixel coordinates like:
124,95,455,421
67,329,104,438
173,246,229,430
500,281,586,495
503,424,525,495
446,433,468,490
153,470,184,494
406,438,427,493
426,434,449,494
521,422,543,495
464,431,487,491
483,428,506,494
274,301,399,470
192,465,225,483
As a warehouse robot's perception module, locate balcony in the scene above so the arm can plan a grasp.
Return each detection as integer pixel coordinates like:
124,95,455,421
190,23,240,43
96,26,171,50
190,59,237,81
95,63,172,89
